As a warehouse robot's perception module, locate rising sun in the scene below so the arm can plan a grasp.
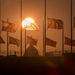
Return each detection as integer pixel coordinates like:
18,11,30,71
22,17,35,28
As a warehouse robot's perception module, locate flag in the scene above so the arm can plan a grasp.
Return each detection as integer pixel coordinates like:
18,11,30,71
74,17,75,28
47,18,63,29
27,36,38,46
0,36,5,44
24,23,39,31
9,36,20,47
2,21,17,32
46,37,57,47
65,37,75,46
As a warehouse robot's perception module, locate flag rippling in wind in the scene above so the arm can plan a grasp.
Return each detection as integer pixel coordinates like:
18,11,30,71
9,36,20,47
47,18,63,29
24,23,39,31
0,36,5,44
27,36,38,46
2,21,17,32
65,37,75,46
46,37,57,47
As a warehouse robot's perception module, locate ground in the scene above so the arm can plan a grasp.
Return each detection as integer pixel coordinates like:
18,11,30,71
0,55,75,75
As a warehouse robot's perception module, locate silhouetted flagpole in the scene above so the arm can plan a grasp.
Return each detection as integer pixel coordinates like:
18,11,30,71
7,19,9,56
20,0,22,56
6,0,9,56
62,22,64,55
6,19,8,56
0,0,1,56
71,0,72,53
24,22,26,56
43,0,46,56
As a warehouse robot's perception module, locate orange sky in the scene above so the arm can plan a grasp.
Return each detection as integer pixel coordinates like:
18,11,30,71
0,0,75,56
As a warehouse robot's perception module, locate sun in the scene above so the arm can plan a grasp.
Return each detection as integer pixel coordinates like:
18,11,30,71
22,17,35,28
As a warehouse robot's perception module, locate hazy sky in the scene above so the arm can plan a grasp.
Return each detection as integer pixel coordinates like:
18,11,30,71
0,0,75,56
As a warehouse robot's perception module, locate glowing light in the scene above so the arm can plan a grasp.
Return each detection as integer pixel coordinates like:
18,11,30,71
22,18,35,28
22,17,39,30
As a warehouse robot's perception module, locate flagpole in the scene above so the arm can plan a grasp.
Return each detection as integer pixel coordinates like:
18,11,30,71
0,0,1,56
62,23,64,55
7,19,9,56
71,0,72,53
7,32,8,56
20,0,22,56
25,29,26,56
43,0,46,56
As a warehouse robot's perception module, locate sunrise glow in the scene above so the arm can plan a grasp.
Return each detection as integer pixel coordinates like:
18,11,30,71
22,18,35,28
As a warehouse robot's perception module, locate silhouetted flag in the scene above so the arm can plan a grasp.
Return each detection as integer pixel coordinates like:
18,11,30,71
46,37,56,47
65,37,75,46
9,36,20,47
27,36,38,46
2,21,17,32
0,36,5,44
47,18,63,29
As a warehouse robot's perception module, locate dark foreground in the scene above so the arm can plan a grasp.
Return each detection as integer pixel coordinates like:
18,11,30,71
0,55,75,75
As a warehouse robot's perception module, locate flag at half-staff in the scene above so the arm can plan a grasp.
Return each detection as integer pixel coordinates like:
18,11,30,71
9,36,20,47
46,37,57,47
2,21,17,32
27,36,38,46
26,23,39,30
65,37,75,46
0,36,5,44
47,18,63,29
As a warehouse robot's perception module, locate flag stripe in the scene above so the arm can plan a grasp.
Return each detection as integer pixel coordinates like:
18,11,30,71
9,36,20,47
65,37,75,46
25,23,39,31
46,37,56,47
